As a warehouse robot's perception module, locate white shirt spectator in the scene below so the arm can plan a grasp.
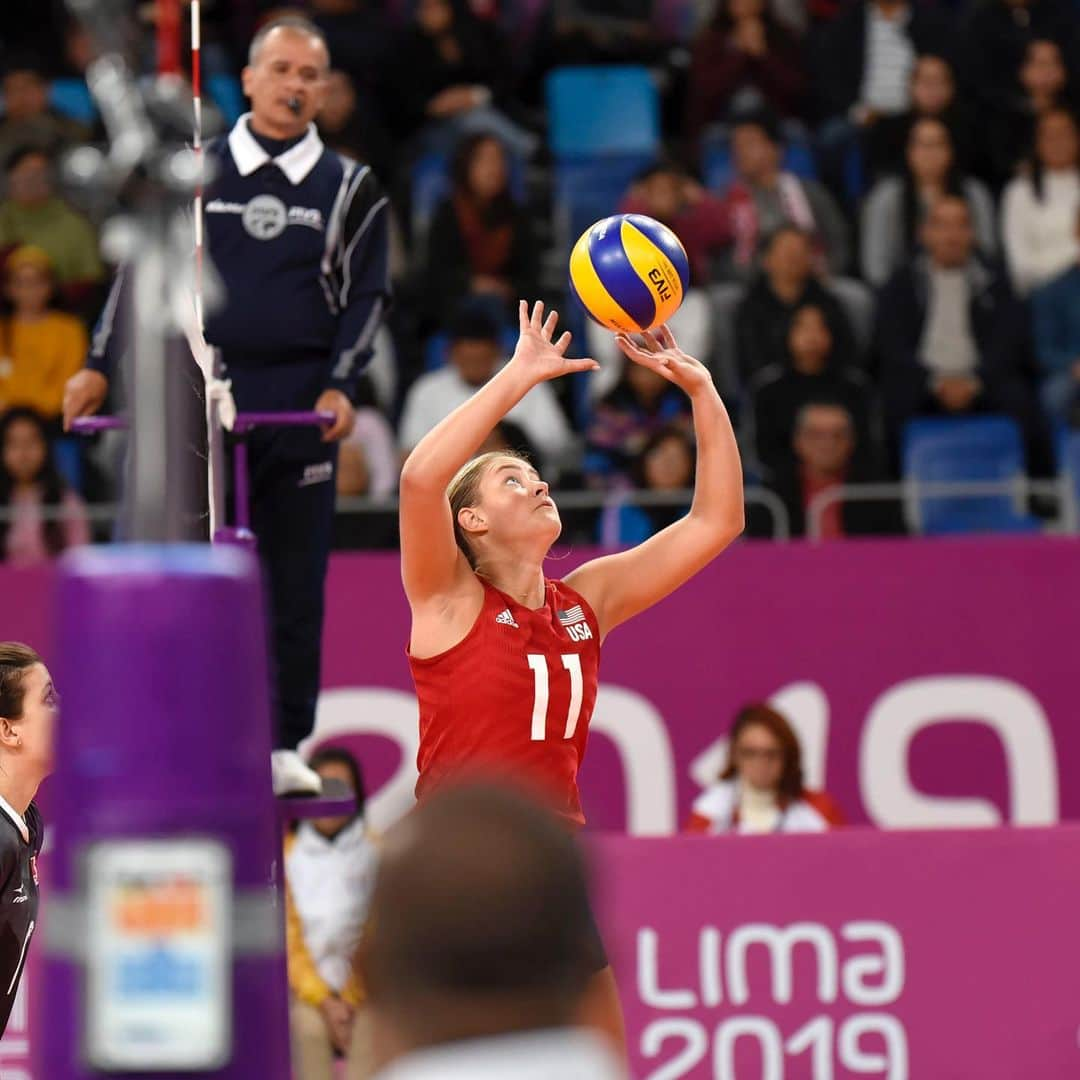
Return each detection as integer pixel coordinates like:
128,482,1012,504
344,406,399,497
859,4,915,115
286,818,378,993
1001,169,1080,295
372,1029,624,1080
399,364,573,467
687,779,842,834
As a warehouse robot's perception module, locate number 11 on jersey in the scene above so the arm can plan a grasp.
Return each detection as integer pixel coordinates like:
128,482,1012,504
527,653,584,741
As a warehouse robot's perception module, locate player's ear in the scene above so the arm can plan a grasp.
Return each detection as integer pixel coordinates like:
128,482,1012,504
457,506,487,536
241,65,255,100
0,717,18,750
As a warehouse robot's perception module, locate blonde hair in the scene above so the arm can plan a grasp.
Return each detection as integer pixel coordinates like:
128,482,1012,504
447,450,530,570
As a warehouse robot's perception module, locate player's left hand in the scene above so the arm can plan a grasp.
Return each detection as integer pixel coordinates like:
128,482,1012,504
316,389,356,443
614,325,715,398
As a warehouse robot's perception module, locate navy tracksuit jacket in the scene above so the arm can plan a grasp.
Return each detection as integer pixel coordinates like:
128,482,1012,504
91,115,391,748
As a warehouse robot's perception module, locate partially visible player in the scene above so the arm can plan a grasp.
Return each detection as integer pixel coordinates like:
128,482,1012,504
0,643,55,1037
398,300,744,1049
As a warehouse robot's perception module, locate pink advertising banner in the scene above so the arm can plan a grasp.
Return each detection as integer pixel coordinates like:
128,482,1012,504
311,537,1080,834
591,825,1080,1079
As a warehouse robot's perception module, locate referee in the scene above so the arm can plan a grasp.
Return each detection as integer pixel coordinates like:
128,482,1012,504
0,643,53,1037
65,17,391,794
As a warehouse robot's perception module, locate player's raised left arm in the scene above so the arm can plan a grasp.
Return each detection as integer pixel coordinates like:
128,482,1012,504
565,326,744,637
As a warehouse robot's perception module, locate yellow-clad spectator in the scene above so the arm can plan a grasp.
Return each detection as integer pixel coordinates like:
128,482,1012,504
0,246,87,424
285,747,379,1080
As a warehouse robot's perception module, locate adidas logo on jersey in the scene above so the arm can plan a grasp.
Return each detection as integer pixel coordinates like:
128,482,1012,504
495,609,519,628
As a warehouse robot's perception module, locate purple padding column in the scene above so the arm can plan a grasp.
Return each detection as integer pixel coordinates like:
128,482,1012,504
40,545,289,1079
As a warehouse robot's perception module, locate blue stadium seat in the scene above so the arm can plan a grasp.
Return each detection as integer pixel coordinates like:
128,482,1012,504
546,67,659,158
207,74,245,126
49,79,97,125
53,437,84,494
902,417,1042,535
546,67,660,255
701,128,817,191
1059,429,1080,531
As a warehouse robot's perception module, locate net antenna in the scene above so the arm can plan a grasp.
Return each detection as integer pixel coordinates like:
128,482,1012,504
65,0,231,540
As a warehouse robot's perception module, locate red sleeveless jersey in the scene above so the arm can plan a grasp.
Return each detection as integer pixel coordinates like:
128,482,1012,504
409,578,601,825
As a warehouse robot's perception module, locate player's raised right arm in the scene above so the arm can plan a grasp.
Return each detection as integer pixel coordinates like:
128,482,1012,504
399,301,598,606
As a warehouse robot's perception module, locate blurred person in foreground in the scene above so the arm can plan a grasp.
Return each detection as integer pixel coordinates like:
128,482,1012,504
686,703,845,833
286,747,379,1079
362,783,625,1079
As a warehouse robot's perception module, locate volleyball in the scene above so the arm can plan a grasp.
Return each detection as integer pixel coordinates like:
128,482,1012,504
569,213,690,334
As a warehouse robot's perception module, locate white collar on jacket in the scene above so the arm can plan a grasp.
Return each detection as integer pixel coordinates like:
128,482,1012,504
372,1029,625,1080
227,113,324,185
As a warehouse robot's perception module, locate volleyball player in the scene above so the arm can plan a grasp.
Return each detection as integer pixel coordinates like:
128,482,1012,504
398,301,744,1048
0,643,54,1036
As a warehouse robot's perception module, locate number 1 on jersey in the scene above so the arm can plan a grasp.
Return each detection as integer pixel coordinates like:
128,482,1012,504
527,653,584,741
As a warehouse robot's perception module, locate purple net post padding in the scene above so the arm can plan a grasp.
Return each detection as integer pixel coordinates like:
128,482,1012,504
40,544,291,1079
68,416,128,434
231,410,335,434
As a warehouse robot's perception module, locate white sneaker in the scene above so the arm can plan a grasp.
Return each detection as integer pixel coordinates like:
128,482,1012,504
271,749,323,797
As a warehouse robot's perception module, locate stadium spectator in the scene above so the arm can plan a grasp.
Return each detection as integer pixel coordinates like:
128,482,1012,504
362,784,621,1079
1030,207,1080,428
876,196,1052,472
749,304,876,475
684,0,806,146
977,38,1076,188
734,225,857,381
759,400,903,538
813,0,953,194
597,425,694,545
0,246,86,425
1001,107,1080,296
686,703,845,832
0,57,91,167
717,109,851,282
528,0,669,73
868,53,972,179
860,118,997,288
286,747,379,1080
0,406,88,564
398,305,571,470
422,133,539,325
0,146,104,309
963,0,1079,183
388,0,536,159
584,355,692,486
316,69,394,184
308,0,394,78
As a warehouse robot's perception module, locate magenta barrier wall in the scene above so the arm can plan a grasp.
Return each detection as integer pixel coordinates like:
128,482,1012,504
312,537,1080,833
592,824,1080,1078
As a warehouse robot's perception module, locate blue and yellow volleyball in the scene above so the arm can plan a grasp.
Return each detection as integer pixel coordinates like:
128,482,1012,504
569,214,690,333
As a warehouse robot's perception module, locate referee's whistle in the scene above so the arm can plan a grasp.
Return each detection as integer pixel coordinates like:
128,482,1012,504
287,97,302,115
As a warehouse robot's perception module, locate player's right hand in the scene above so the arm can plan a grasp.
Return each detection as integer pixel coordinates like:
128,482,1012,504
62,369,109,431
509,300,600,388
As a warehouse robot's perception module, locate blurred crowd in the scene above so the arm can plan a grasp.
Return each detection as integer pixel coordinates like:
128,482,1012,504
1,0,1079,557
